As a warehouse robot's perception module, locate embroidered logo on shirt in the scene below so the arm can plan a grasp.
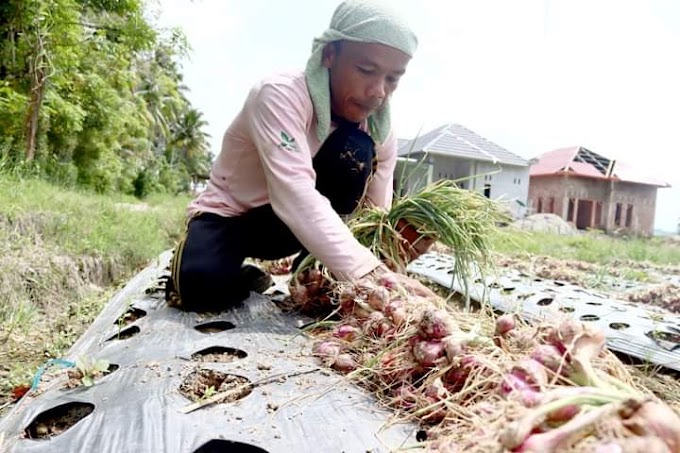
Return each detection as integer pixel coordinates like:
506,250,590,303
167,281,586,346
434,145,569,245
279,131,297,152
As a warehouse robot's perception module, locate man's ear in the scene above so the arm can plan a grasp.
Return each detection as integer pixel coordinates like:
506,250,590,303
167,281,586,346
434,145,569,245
322,42,339,69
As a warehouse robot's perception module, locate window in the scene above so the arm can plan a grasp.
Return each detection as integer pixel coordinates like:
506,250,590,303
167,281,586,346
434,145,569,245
625,204,633,228
548,197,555,213
537,198,543,213
615,203,623,226
484,184,491,198
567,198,575,222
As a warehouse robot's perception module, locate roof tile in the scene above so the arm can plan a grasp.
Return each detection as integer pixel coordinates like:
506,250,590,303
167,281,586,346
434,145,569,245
397,124,528,167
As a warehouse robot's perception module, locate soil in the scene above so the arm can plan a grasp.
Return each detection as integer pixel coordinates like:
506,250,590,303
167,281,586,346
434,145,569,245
106,325,140,342
194,320,236,334
23,402,94,439
114,307,146,327
179,369,252,403
625,283,680,313
62,364,119,389
190,347,247,363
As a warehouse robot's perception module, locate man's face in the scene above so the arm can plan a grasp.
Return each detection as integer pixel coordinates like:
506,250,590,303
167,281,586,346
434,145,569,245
323,41,411,123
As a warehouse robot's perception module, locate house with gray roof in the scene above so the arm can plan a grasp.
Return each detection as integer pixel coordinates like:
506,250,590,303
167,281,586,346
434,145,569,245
394,123,530,218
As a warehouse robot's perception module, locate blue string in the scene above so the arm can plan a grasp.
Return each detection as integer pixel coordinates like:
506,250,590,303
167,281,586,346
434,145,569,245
30,358,76,391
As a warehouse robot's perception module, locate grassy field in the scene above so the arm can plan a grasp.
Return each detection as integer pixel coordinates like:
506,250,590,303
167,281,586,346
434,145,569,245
491,228,680,267
0,176,190,406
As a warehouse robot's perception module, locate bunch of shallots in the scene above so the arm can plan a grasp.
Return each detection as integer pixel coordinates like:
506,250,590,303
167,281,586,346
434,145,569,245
307,278,680,453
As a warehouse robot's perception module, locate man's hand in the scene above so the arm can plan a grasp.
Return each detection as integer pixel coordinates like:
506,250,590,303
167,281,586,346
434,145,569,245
389,271,438,298
362,264,438,299
396,219,435,263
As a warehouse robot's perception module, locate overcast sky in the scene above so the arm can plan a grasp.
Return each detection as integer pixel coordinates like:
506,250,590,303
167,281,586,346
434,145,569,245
153,0,679,232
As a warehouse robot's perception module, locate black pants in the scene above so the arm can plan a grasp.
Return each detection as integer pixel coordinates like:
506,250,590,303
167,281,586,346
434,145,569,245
168,125,376,311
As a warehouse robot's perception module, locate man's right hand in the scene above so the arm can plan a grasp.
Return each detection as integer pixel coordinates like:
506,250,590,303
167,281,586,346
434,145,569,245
395,218,436,266
362,264,438,299
389,271,438,298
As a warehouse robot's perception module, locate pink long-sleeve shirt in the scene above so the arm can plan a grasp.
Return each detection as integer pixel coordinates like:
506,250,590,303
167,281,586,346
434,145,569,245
187,70,397,281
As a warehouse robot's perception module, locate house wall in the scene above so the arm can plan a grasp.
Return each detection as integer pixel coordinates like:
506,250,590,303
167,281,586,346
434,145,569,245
605,181,657,236
429,157,530,218
393,155,430,197
431,155,472,185
528,175,658,235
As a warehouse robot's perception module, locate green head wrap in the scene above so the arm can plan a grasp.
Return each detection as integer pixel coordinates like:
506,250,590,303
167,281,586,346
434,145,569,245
305,0,418,144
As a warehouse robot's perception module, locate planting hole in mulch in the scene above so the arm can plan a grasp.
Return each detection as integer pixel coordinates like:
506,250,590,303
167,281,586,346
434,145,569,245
609,323,630,330
537,297,553,306
194,321,236,334
64,364,119,389
23,402,94,439
190,346,247,363
646,330,680,350
145,279,166,295
179,369,252,403
580,314,600,322
114,307,146,327
586,302,603,306
193,439,269,453
416,430,428,442
106,325,140,342
559,306,575,313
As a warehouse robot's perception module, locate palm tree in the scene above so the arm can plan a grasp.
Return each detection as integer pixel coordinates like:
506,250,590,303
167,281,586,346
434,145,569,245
170,107,212,185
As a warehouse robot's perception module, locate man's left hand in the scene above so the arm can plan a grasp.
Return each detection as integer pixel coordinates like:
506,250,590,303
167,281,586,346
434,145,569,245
396,219,435,263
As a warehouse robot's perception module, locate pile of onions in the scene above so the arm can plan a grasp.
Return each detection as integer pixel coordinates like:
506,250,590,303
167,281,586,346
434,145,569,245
299,275,680,452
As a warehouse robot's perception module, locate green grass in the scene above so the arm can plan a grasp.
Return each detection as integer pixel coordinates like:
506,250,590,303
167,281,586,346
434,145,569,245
0,176,190,263
0,175,191,407
490,229,680,266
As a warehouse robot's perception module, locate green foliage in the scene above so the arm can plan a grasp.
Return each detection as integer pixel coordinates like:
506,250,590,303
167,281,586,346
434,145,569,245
0,0,212,197
490,229,680,266
0,82,28,159
0,175,190,266
74,356,110,386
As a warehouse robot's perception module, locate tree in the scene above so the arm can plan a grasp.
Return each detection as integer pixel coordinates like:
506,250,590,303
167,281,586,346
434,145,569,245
170,108,211,176
0,0,211,196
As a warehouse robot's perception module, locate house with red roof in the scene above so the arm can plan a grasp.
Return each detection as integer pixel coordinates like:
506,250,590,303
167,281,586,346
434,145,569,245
529,146,670,236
